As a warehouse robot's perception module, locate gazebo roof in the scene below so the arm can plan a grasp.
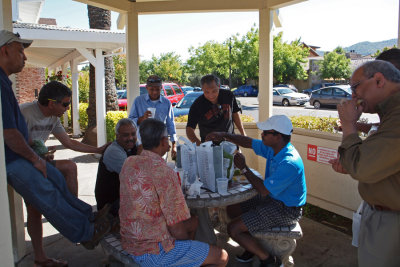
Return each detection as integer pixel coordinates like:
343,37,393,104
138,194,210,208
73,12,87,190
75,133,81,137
14,22,125,68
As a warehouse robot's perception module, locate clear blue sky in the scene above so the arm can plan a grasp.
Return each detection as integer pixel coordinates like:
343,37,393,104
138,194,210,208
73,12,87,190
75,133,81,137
41,0,398,61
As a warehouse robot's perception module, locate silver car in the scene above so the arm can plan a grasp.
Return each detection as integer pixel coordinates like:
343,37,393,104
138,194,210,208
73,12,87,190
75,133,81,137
273,87,310,106
309,85,352,109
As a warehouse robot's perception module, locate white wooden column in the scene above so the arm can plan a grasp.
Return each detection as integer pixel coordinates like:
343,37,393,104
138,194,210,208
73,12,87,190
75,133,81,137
61,64,69,128
0,0,23,265
95,49,106,146
258,8,274,123
398,0,400,48
70,59,81,137
126,8,140,115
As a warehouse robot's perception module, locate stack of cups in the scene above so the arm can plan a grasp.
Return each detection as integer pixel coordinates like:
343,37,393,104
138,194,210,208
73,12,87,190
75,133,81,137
216,178,228,194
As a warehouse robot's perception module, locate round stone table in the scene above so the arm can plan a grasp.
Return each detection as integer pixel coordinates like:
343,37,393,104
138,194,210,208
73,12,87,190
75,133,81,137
185,170,262,244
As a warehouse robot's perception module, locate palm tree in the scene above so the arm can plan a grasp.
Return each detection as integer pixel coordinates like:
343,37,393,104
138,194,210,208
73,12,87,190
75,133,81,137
83,5,118,145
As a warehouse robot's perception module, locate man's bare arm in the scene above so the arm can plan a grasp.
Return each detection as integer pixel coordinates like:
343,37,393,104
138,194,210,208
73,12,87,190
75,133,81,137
206,132,253,148
4,129,47,177
186,127,201,146
234,153,269,196
167,216,198,240
54,131,108,154
232,112,246,136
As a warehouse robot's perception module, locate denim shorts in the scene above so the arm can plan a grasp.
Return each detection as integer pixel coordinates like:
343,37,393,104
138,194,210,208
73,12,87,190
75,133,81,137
131,240,209,267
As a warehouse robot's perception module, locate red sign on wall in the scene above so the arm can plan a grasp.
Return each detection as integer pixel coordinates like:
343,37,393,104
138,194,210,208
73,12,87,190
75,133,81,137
307,144,338,165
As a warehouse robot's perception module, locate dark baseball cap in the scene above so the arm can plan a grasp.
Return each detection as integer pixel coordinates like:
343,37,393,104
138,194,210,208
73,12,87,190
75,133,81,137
146,75,162,86
0,30,32,48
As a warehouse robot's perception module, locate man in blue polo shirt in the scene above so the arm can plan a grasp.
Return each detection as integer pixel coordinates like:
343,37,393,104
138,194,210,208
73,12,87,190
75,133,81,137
0,30,111,264
206,115,306,267
128,75,177,158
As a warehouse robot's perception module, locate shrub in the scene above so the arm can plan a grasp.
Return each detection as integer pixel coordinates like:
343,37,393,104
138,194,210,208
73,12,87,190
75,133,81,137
106,111,128,142
174,114,255,123
290,116,339,133
60,103,88,130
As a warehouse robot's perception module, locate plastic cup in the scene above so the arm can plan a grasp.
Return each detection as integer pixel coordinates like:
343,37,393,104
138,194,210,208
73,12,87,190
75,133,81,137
216,178,228,194
147,107,156,118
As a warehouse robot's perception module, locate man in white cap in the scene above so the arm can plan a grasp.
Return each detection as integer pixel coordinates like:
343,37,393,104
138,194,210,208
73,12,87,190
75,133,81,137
0,30,112,266
206,115,306,266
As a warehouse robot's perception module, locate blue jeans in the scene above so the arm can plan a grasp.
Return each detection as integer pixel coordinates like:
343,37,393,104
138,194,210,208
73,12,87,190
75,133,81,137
6,158,94,243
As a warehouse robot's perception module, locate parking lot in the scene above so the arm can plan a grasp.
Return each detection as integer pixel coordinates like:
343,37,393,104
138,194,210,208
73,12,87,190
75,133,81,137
237,97,380,123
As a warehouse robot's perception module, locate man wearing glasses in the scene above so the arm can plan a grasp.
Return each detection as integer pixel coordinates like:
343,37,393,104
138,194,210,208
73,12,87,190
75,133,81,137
0,30,112,267
186,74,246,145
206,115,306,266
19,80,109,265
332,60,400,266
129,75,177,159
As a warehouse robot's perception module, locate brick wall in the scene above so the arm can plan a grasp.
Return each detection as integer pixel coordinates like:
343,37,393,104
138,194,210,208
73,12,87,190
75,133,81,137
16,67,46,104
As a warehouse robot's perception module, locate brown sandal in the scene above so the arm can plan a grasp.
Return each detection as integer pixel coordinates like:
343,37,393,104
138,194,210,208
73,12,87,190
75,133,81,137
34,258,68,267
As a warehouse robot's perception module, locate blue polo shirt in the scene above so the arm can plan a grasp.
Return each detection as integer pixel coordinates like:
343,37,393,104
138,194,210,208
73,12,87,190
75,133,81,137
0,67,29,164
128,94,176,142
252,139,307,207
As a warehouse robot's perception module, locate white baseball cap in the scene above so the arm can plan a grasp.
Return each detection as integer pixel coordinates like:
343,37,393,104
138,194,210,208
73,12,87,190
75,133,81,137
256,115,293,135
0,30,32,48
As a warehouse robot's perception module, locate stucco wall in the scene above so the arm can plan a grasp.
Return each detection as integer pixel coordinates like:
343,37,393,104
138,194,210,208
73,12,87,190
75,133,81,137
175,123,362,219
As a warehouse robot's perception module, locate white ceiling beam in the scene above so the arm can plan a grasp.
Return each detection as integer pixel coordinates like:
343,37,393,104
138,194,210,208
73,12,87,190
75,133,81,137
77,48,97,66
134,0,262,14
48,49,82,70
267,0,306,9
73,0,130,13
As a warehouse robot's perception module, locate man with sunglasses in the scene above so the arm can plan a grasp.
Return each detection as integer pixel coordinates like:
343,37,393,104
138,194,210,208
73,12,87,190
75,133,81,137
129,75,177,159
0,30,112,266
206,115,306,266
331,60,400,267
19,80,110,265
186,74,245,145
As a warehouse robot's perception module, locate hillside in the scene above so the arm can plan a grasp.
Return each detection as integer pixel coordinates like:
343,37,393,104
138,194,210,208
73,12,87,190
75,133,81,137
317,38,397,56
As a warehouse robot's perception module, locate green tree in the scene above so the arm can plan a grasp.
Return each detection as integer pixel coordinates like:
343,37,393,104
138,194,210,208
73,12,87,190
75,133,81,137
231,26,259,84
113,54,127,89
78,70,90,103
273,32,309,84
187,41,229,80
152,52,185,83
138,53,186,84
318,47,351,81
373,45,397,57
139,60,153,83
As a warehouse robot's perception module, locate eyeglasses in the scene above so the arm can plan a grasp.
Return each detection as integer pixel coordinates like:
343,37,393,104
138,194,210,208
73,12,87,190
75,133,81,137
48,98,71,107
147,78,162,84
263,130,279,136
350,76,373,94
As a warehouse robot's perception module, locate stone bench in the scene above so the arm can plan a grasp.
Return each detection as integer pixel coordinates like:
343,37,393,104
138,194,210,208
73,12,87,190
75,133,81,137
253,222,303,267
100,233,140,267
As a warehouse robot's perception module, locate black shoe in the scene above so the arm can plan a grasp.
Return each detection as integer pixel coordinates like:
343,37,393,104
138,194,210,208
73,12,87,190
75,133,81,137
235,250,254,263
81,213,112,250
259,256,281,267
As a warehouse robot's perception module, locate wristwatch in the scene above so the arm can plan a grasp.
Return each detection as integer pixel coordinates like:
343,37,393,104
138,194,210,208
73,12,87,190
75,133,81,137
240,167,248,175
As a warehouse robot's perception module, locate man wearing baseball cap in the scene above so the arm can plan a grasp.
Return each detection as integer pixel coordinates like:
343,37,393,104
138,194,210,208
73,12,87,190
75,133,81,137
128,74,177,158
206,115,306,266
1,30,113,265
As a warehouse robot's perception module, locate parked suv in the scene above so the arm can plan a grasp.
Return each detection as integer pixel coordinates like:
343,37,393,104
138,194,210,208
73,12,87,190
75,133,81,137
303,82,336,95
309,85,351,109
117,82,184,110
233,85,258,97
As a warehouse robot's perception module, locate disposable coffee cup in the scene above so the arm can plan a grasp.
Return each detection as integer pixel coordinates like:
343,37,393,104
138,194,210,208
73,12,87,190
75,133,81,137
147,107,156,118
216,178,228,194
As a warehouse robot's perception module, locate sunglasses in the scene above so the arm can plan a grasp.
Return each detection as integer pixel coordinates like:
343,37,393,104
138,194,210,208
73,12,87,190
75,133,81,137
263,130,279,136
48,98,71,107
147,78,162,84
